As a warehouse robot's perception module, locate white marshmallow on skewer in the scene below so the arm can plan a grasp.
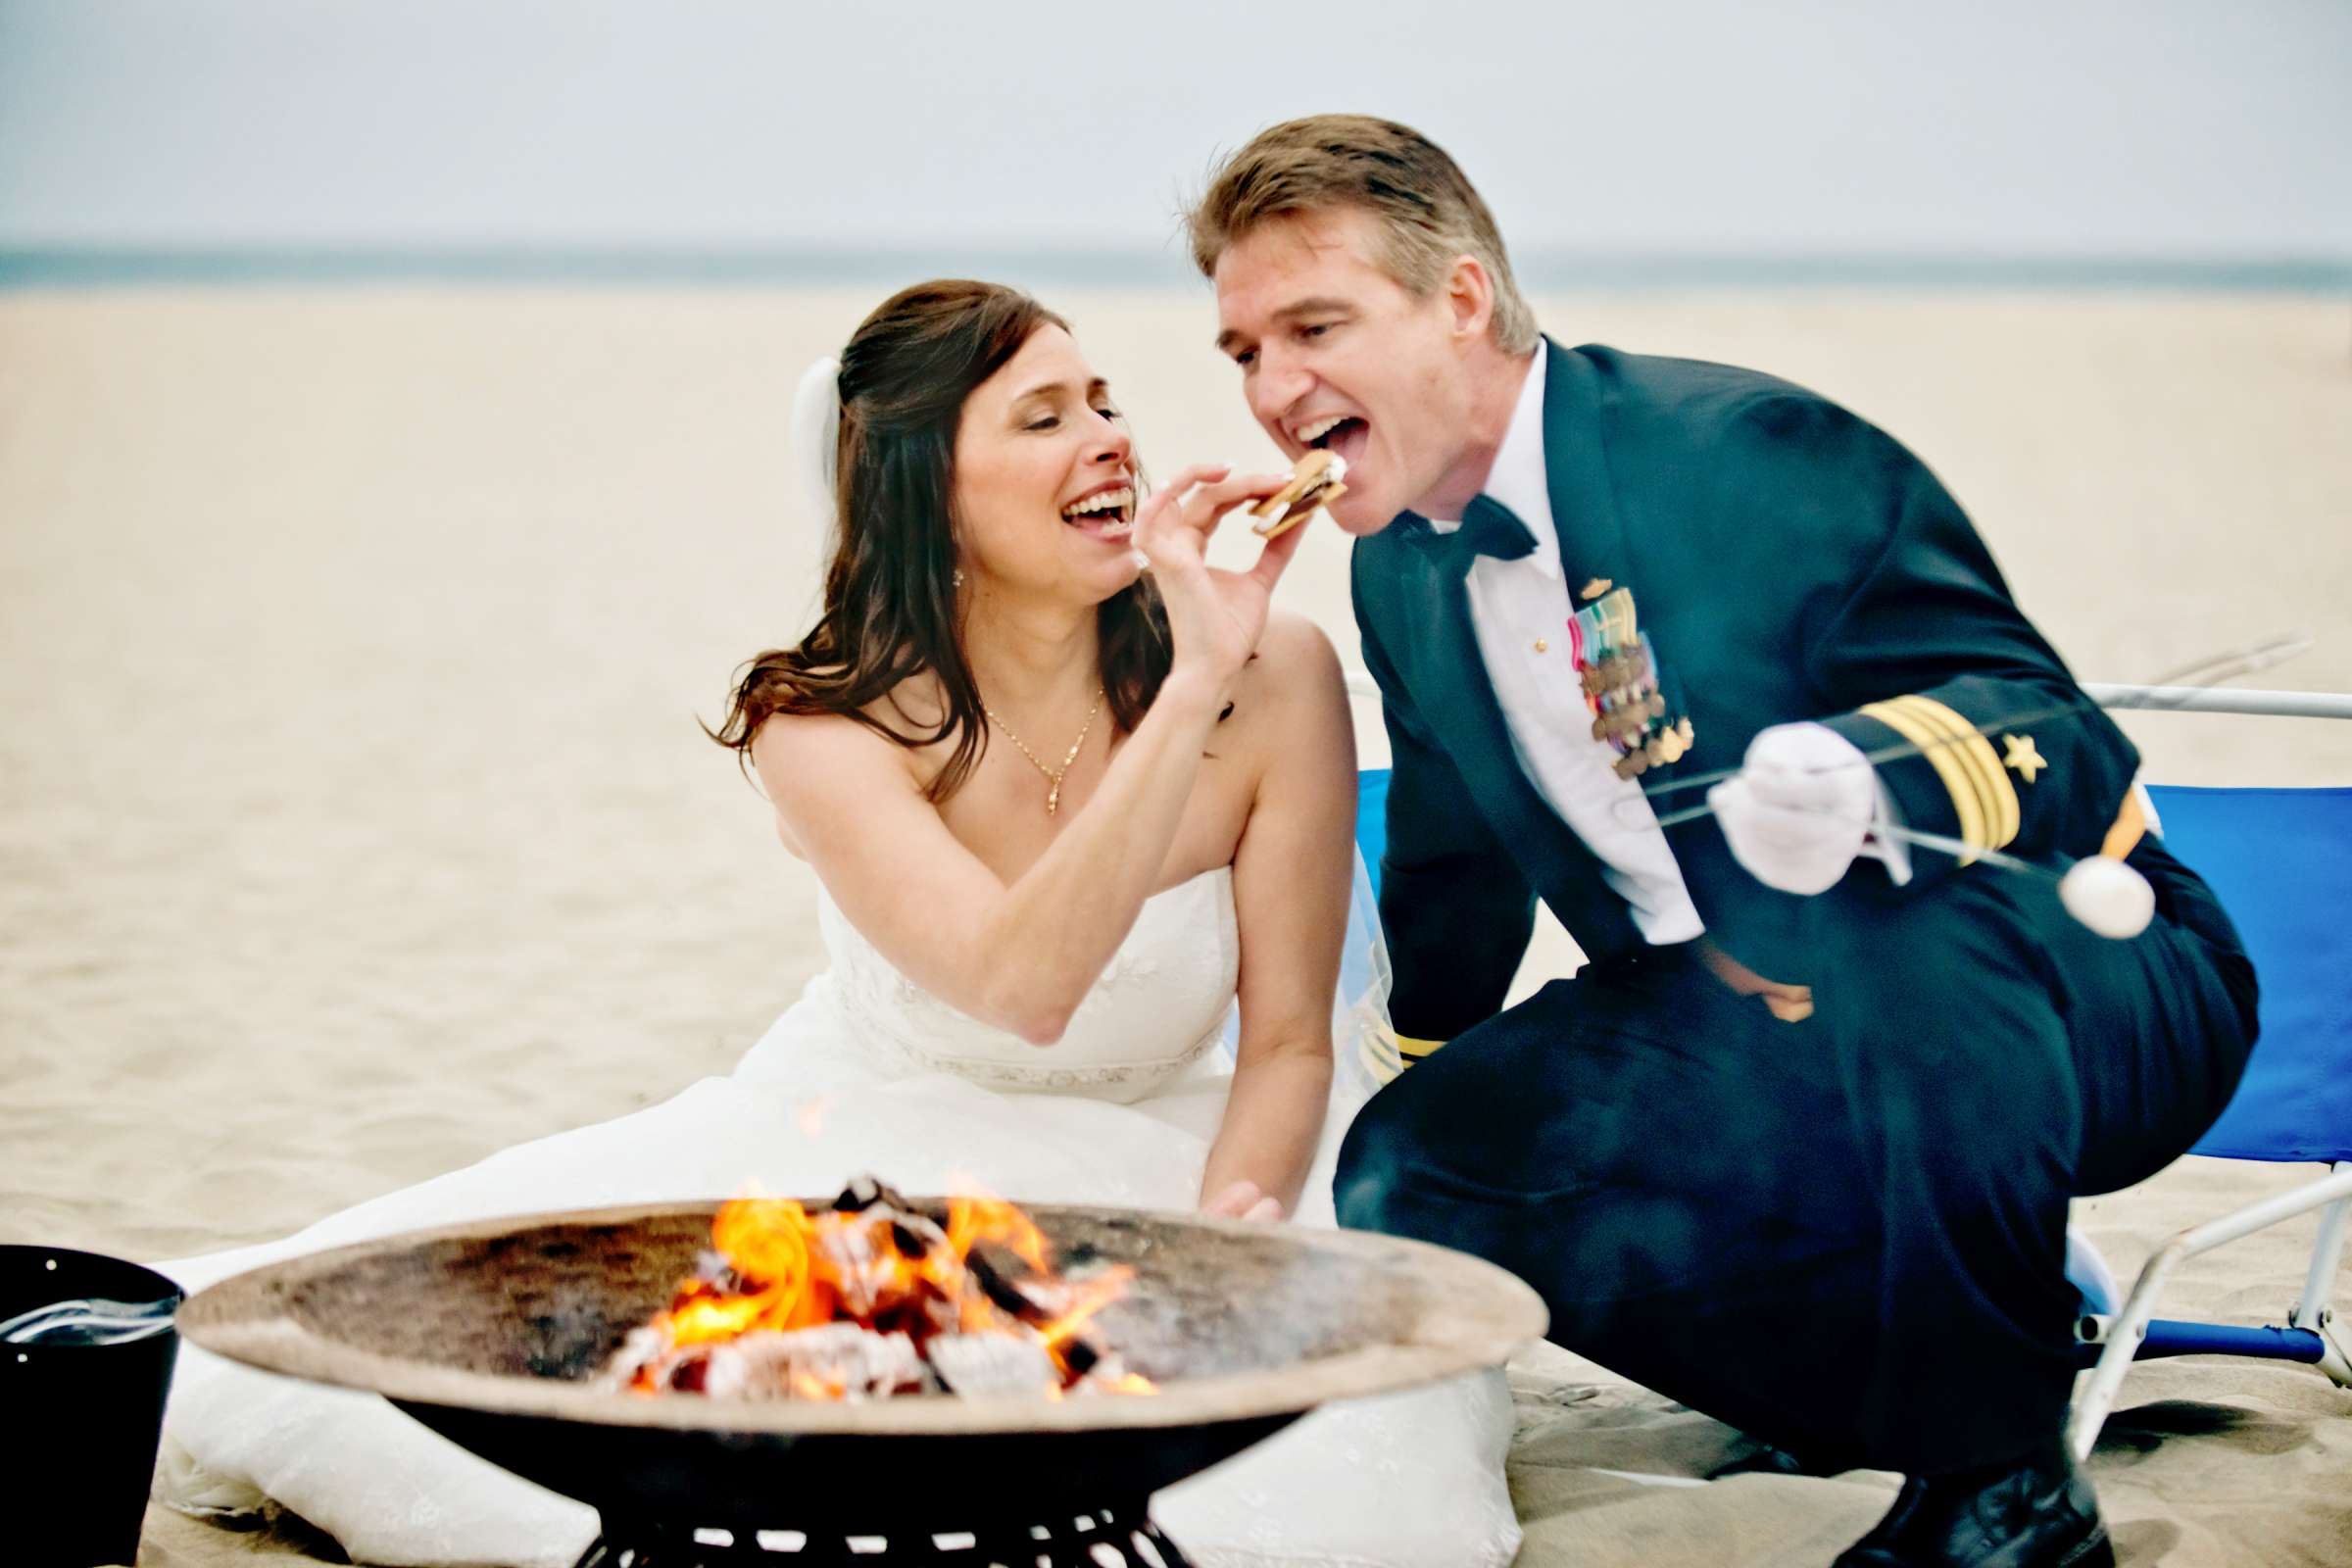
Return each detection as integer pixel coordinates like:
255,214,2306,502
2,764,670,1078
1769,817,2159,942
2059,856,2156,941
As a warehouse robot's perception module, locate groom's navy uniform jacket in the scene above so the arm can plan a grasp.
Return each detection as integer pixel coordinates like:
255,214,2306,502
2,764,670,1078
1340,340,2258,1472
1358,339,2141,1036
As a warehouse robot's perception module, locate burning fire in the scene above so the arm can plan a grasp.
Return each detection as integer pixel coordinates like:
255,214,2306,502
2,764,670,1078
603,1178,1154,1402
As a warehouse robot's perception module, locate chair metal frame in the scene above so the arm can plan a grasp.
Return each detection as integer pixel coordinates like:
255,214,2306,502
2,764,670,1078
2065,686,2352,1460
2069,1163,2352,1458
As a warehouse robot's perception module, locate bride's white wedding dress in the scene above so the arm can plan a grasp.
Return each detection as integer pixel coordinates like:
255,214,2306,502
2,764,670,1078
159,867,1522,1568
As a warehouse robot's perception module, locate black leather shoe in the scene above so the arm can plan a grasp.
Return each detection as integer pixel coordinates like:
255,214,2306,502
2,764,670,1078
1832,1443,2113,1568
1707,1442,1831,1479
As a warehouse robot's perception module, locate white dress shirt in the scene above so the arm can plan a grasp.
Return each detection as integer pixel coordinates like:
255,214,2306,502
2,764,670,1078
1426,350,1707,944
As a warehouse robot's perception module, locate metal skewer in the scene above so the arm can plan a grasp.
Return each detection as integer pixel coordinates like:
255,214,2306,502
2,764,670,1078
1867,822,2041,876
1624,631,2314,939
1641,631,2313,828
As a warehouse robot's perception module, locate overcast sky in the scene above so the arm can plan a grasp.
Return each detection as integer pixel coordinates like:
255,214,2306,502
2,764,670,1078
3,0,2346,258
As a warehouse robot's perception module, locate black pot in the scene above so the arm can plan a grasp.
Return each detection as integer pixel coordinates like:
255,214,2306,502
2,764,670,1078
2,1245,183,1568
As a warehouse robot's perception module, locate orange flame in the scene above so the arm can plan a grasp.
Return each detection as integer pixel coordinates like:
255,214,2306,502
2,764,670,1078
1035,1266,1134,1349
629,1185,1149,1400
945,1194,1051,1273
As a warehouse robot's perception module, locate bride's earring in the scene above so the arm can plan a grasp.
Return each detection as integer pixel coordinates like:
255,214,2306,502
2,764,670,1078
953,567,965,589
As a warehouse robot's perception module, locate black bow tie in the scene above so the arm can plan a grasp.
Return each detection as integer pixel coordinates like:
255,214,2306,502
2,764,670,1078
1414,494,1537,574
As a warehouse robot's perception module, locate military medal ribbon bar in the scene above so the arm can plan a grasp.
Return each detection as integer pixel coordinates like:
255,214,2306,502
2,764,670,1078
1570,585,1695,779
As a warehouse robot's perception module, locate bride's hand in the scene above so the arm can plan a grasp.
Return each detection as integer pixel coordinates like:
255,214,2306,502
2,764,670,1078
1131,464,1310,694
1204,1179,1285,1224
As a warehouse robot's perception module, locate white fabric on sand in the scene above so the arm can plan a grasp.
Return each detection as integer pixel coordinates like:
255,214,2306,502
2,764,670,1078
160,865,1520,1568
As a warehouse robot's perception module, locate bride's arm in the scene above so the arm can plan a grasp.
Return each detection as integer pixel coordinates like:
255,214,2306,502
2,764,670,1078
1200,612,1354,1219
757,675,1222,1045
758,466,1304,1047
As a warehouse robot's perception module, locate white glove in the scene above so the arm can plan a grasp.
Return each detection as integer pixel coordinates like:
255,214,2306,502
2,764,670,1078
1708,722,1889,896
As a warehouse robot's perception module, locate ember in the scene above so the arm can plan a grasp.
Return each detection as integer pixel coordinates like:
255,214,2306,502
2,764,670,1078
603,1178,1154,1401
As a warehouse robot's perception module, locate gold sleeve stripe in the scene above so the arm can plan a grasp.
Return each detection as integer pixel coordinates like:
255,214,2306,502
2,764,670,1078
1359,1029,1404,1086
1884,695,2020,851
1859,700,1988,861
1911,696,2021,850
1396,1034,1447,1060
1892,695,2019,851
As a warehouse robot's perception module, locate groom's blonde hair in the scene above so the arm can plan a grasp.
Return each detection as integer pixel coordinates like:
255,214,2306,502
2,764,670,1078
1186,115,1539,355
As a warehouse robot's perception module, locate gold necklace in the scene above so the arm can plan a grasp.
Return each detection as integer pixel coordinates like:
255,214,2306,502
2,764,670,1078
983,686,1104,815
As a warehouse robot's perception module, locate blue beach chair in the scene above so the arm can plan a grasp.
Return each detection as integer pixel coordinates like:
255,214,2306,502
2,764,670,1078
2063,776,2352,1456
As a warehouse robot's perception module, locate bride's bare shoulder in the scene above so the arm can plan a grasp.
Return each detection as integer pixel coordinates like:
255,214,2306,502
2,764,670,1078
748,680,942,856
1235,611,1348,716
1208,612,1352,797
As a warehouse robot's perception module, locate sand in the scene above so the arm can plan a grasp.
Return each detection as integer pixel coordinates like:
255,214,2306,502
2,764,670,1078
1,284,2346,1566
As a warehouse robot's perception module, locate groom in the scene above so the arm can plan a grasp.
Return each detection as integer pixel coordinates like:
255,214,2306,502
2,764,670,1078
1187,117,2258,1567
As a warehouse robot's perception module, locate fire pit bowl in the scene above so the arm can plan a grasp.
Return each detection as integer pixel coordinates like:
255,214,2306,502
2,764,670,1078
179,1200,1545,1561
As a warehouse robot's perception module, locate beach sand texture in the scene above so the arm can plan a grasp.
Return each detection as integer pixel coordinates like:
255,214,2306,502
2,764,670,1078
2,287,2346,1566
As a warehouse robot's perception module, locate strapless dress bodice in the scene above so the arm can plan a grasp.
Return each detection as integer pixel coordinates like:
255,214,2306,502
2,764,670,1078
813,867,1239,1103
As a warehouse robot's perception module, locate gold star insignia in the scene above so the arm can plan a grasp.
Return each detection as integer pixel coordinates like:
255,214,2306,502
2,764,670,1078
2002,734,2047,784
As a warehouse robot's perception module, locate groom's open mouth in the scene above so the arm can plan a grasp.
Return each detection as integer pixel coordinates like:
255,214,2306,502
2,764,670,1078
1059,481,1136,540
1294,413,1370,471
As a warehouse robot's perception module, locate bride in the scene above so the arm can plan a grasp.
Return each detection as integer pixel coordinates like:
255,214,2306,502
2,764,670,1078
158,280,1521,1568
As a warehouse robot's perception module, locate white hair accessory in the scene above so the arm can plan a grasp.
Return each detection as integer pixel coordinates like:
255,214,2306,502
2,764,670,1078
790,355,845,520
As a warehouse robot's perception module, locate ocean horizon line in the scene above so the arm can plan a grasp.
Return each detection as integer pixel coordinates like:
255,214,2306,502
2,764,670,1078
2,245,2347,294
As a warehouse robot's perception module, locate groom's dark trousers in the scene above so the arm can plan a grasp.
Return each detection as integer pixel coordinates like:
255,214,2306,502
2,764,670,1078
1334,342,2257,1474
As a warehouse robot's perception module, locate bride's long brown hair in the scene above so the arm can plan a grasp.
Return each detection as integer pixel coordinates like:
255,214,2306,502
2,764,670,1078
709,280,1171,800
